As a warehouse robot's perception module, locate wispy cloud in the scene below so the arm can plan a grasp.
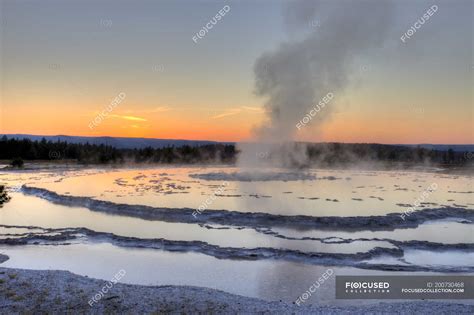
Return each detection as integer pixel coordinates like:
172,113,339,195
121,106,172,114
149,106,172,113
109,114,148,122
211,106,264,119
211,109,242,119
241,106,265,113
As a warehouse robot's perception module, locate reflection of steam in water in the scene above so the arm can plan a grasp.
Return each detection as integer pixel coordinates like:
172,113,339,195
233,169,329,273
255,263,341,306
190,170,320,182
1,167,472,218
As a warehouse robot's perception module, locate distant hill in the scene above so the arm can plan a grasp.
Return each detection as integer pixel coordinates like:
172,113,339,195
2,134,231,149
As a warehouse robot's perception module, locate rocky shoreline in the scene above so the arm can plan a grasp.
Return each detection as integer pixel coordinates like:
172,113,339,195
0,260,472,314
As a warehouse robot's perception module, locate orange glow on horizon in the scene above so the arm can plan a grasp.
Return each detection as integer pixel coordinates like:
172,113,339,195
1,101,472,144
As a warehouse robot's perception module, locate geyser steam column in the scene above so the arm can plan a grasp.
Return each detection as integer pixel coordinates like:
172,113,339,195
237,0,394,169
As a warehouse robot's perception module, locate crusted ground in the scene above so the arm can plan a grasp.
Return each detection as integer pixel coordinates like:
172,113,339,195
0,265,472,314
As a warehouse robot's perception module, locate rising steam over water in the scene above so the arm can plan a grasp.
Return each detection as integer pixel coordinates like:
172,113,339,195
238,0,394,168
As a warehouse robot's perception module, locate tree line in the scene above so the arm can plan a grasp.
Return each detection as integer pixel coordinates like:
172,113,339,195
0,136,471,167
0,136,236,165
304,143,470,167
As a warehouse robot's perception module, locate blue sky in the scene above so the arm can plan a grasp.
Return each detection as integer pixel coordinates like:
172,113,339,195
1,0,472,143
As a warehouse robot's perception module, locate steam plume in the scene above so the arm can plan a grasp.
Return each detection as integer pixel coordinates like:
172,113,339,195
238,0,394,168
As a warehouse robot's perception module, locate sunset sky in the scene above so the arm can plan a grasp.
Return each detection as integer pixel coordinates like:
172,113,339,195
0,0,472,144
